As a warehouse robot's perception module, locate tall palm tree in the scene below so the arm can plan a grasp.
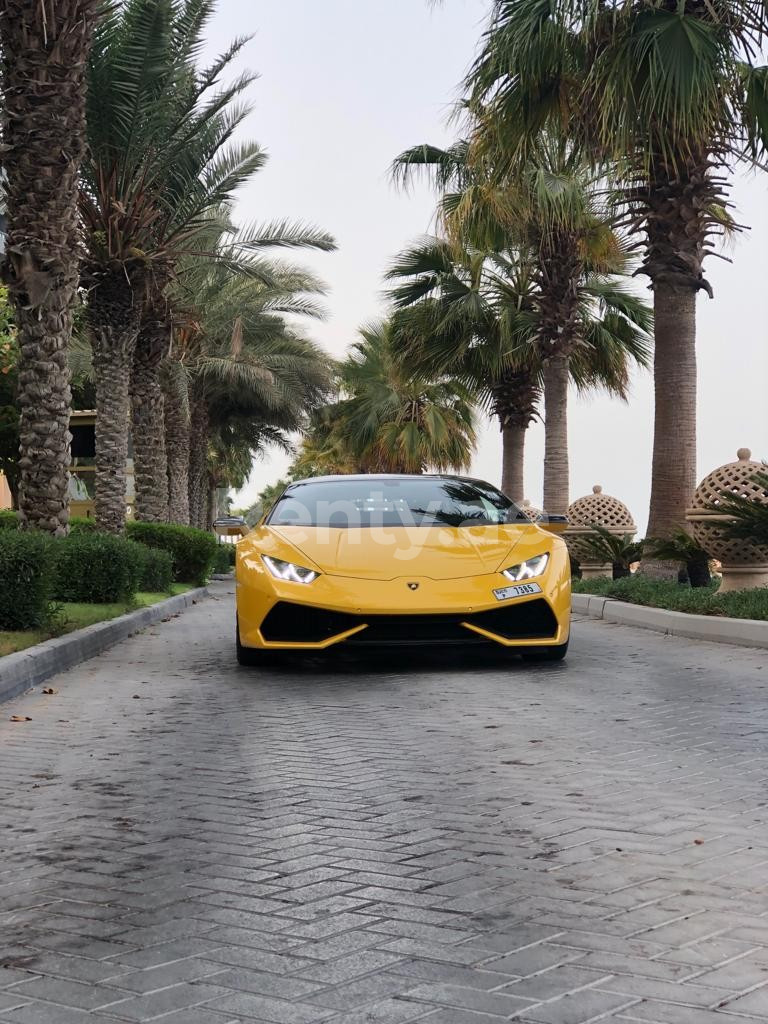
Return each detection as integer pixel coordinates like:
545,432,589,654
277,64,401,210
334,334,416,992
332,321,477,475
167,254,333,526
0,0,101,534
134,220,335,523
388,239,540,499
388,237,651,503
80,0,331,532
393,143,651,513
466,0,768,546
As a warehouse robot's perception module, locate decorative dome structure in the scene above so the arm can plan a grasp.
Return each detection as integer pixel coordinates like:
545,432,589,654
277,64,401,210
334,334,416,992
687,448,768,592
520,498,543,522
565,485,636,579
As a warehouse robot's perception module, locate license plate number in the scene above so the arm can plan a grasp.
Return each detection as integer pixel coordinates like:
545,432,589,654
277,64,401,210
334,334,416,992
493,582,542,601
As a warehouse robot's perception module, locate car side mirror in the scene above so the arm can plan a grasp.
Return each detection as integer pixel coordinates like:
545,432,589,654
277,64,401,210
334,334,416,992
539,514,569,535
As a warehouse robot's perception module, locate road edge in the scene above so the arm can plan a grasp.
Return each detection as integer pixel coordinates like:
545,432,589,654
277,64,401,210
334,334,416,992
0,586,212,706
572,593,768,649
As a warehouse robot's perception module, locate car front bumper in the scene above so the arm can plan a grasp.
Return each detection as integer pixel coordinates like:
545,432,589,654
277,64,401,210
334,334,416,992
236,558,571,651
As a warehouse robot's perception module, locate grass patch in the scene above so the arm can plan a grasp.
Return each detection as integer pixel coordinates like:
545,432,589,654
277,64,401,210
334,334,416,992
0,584,194,657
572,576,768,621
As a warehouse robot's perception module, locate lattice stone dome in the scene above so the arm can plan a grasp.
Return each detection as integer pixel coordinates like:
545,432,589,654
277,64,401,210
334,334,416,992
567,485,636,532
687,449,768,567
565,486,636,564
520,498,543,522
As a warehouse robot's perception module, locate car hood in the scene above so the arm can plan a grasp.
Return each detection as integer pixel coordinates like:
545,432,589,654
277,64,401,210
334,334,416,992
266,524,534,581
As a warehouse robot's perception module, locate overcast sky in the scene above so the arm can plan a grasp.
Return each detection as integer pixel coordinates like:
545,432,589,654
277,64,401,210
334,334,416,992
205,0,768,534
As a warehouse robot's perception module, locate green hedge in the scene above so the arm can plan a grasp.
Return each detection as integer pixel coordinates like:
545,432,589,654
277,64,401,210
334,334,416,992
53,533,143,604
0,509,18,530
0,531,53,629
69,516,99,534
136,545,173,593
572,576,768,621
213,543,235,574
127,521,217,586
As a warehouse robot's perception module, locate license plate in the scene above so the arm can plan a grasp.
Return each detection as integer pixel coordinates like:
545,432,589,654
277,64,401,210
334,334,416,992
493,582,542,601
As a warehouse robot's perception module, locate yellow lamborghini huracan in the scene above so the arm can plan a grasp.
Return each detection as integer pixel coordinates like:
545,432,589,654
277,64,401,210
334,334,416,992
235,475,571,664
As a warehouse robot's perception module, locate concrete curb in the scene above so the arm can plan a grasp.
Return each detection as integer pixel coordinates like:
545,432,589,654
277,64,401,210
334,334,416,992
0,586,212,706
572,593,768,649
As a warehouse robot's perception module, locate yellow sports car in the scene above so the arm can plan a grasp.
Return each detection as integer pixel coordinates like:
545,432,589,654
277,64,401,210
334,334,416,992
235,474,571,664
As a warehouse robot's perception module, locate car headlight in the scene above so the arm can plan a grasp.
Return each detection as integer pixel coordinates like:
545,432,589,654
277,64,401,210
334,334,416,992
262,555,319,584
501,552,549,582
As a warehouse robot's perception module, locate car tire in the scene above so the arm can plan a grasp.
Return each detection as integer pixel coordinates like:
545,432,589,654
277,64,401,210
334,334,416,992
236,617,266,667
522,639,569,663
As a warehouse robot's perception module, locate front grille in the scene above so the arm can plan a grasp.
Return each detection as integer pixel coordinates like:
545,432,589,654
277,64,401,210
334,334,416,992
466,600,558,640
260,598,558,646
260,603,362,643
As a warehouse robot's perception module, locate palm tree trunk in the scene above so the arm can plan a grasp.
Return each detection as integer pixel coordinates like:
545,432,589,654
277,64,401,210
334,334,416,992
0,0,99,535
131,319,169,522
188,397,209,530
542,352,570,517
89,275,141,534
491,370,539,504
163,375,190,525
501,424,526,502
206,476,216,531
646,282,698,539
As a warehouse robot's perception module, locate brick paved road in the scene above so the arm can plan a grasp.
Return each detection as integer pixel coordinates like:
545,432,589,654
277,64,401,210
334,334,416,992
2,583,768,1024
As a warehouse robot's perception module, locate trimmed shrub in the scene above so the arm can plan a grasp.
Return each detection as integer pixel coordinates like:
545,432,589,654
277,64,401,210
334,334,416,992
53,533,142,604
0,509,19,530
213,543,234,574
127,521,217,586
69,516,99,534
572,576,768,621
0,530,53,629
135,545,173,593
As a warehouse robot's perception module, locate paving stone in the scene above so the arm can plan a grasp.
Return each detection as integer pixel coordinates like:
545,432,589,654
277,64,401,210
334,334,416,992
106,957,226,994
296,949,407,984
100,981,228,1021
326,997,432,1024
405,982,534,1016
714,985,768,1016
8,977,127,1011
308,971,418,1010
504,964,611,1000
3,1006,122,1024
3,584,768,1024
205,967,322,1000
617,1003,768,1023
595,975,729,1006
203,989,334,1022
521,988,639,1023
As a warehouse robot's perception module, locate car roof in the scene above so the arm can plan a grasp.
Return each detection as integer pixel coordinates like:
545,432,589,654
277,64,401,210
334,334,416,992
284,474,493,490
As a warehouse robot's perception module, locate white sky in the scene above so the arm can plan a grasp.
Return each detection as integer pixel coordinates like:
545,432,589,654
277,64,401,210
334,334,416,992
206,0,768,535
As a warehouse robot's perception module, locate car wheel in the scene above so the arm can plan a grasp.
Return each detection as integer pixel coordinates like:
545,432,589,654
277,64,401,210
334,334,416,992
522,639,569,663
236,617,266,667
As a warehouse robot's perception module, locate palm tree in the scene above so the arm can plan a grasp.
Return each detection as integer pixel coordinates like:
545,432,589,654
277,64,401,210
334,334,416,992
80,0,331,532
388,239,539,500
166,254,333,527
135,220,335,524
1,0,101,534
465,0,768,545
332,321,477,474
392,144,651,513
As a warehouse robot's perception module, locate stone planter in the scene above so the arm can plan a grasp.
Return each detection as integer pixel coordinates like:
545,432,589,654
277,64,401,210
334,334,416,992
566,485,636,579
686,448,768,593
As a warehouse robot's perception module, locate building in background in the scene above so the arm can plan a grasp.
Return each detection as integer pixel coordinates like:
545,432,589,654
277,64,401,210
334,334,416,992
69,410,135,519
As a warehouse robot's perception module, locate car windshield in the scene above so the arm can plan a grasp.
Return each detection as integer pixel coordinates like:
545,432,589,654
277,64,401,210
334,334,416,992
267,478,527,528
